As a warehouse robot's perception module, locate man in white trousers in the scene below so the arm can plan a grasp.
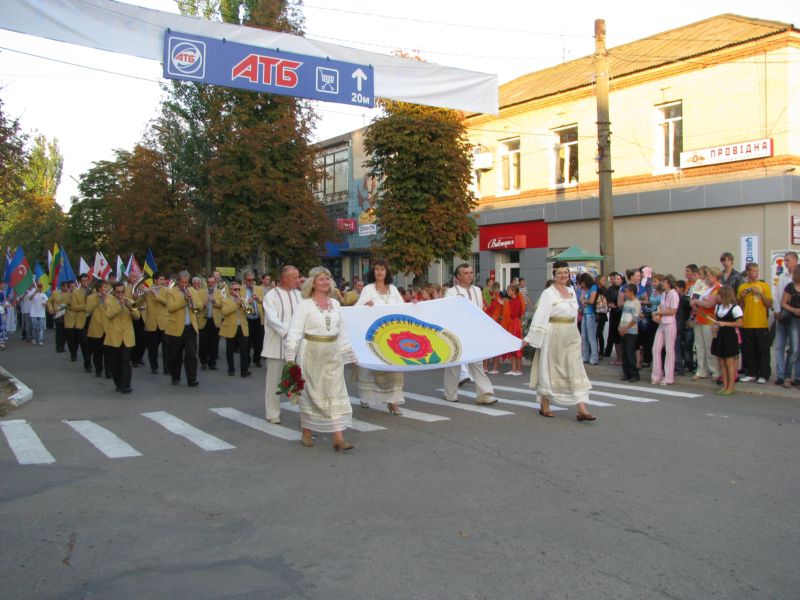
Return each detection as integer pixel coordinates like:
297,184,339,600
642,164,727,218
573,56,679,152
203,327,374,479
443,263,497,405
261,265,302,424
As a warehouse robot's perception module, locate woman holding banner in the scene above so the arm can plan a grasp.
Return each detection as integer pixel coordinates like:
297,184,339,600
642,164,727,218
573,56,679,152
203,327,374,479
285,266,358,451
523,261,596,422
355,259,406,415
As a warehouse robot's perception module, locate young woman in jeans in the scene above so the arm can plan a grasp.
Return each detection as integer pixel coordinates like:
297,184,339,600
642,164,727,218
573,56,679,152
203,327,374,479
578,273,599,365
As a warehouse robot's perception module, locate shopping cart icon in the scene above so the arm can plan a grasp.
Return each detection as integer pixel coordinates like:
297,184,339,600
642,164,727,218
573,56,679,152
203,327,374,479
316,67,339,94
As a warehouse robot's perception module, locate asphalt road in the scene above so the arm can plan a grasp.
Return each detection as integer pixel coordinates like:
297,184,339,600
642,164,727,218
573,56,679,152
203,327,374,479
1,338,798,600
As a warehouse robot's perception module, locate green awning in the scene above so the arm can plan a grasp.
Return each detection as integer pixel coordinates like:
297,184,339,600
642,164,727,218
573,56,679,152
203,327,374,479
546,245,604,262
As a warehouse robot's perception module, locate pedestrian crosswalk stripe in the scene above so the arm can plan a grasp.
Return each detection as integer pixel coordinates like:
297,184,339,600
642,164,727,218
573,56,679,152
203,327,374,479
589,390,658,403
210,407,301,441
589,380,702,398
403,392,514,416
491,384,615,408
63,420,142,458
0,419,55,465
142,411,236,451
280,403,386,432
350,397,451,422
452,388,568,411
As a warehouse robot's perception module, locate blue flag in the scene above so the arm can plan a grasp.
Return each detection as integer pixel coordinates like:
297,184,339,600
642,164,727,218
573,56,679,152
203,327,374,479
3,247,11,285
58,247,77,285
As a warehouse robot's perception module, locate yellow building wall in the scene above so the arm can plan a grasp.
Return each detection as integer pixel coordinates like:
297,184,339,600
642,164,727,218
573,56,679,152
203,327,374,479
469,42,799,204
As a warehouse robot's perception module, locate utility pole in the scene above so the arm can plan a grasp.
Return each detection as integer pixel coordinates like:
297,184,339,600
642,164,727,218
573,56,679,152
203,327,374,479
595,19,615,273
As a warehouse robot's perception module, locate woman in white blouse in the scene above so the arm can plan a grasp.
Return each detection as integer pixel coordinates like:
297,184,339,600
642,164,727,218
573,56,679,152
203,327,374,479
355,259,406,415
523,261,596,422
285,267,358,451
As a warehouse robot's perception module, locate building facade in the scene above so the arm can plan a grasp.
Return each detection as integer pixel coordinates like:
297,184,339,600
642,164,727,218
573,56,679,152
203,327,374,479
466,14,800,293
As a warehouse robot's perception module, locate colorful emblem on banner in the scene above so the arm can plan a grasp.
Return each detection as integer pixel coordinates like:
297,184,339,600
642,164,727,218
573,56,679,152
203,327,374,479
365,314,461,366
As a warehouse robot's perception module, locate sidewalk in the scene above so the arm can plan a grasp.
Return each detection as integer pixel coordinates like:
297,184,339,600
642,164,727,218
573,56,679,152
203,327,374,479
582,358,799,399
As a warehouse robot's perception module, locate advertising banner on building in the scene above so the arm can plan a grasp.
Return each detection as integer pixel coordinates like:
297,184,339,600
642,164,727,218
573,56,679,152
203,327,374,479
740,235,759,272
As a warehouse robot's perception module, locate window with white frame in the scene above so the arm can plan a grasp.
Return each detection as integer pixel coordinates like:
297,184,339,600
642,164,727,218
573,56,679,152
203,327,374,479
314,146,349,203
656,101,682,170
553,125,578,186
498,138,521,193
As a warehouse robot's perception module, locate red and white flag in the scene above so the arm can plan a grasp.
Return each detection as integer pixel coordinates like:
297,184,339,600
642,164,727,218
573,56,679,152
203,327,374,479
93,251,111,280
79,256,93,280
126,254,144,285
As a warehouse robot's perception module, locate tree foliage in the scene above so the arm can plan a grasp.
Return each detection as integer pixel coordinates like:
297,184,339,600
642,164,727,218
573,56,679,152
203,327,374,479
363,100,477,279
0,97,27,209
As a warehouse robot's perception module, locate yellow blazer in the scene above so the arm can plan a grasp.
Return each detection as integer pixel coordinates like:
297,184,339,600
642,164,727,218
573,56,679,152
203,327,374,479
219,296,249,338
164,286,200,336
46,290,65,316
137,286,169,332
86,294,107,338
103,297,140,347
64,287,91,329
243,284,265,324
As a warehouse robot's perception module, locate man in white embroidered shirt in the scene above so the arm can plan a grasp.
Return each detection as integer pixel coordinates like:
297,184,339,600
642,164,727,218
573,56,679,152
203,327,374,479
443,263,497,405
262,265,302,424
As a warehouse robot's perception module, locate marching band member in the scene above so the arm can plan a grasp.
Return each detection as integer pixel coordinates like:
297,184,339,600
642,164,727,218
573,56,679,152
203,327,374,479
163,271,201,387
47,281,68,353
64,273,92,372
103,281,141,394
86,282,110,378
262,265,302,424
243,271,264,368
136,272,169,374
220,280,251,377
198,275,223,370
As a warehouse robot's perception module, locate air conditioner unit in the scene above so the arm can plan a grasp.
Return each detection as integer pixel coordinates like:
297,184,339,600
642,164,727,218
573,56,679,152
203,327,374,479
471,146,494,170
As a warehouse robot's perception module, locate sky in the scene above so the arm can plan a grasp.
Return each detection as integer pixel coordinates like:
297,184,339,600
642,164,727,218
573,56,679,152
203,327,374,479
0,0,797,209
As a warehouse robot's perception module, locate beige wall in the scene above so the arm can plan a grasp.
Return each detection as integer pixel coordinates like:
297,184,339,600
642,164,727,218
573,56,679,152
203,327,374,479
548,202,800,275
469,42,799,203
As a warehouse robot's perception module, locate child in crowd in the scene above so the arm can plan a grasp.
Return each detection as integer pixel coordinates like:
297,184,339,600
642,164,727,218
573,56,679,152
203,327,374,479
618,284,641,382
711,285,743,395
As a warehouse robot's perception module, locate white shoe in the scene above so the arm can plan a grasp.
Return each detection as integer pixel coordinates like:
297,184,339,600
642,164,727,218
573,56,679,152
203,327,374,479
487,370,499,374
504,370,515,375
267,418,281,424
476,396,498,405
512,371,522,376
756,377,766,384
740,375,755,382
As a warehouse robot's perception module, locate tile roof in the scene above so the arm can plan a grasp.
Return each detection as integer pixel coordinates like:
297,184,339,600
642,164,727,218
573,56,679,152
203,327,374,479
498,14,796,110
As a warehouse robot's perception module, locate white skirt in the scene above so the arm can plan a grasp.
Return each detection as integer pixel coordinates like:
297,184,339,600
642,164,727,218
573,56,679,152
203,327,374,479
297,338,352,432
529,322,591,406
355,367,404,407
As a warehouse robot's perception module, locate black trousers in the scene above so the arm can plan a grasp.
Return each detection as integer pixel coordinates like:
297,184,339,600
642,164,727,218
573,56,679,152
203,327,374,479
88,335,108,376
53,318,65,352
622,334,639,381
105,344,132,390
741,327,771,379
198,320,220,367
131,318,146,363
247,318,263,364
66,326,90,367
145,329,166,373
166,325,198,384
226,327,250,375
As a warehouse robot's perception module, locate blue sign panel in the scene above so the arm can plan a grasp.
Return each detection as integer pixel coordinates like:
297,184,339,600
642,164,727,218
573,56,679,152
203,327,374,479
163,31,374,108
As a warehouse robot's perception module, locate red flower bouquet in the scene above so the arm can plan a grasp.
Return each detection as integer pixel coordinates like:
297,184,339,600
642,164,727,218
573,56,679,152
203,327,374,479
277,361,305,401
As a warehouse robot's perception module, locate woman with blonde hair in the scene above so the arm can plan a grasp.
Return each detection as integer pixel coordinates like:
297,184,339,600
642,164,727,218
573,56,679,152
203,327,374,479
285,267,358,451
690,267,722,381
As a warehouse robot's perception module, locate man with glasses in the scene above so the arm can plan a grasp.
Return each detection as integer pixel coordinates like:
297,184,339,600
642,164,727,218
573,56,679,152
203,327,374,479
198,275,222,371
163,271,201,387
220,280,251,377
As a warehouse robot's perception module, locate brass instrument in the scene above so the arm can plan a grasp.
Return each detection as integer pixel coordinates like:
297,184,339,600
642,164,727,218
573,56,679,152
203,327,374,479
185,289,202,315
131,275,147,298
232,289,254,315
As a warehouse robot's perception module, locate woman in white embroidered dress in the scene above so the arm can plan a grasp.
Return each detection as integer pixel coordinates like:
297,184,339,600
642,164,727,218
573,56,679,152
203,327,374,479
523,261,596,422
355,259,406,415
285,267,358,451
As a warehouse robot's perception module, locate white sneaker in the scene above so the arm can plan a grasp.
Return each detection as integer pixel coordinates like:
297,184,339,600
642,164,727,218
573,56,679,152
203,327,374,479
756,377,767,384
740,376,755,382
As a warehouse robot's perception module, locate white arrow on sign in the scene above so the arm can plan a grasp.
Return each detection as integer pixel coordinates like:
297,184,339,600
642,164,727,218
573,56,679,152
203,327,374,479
352,68,368,92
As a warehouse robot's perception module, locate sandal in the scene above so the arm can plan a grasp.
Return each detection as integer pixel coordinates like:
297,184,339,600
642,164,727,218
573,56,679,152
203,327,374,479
538,408,555,418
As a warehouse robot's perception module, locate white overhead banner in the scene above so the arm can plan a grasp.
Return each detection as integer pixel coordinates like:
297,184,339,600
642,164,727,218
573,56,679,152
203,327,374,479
341,296,521,372
1,0,498,115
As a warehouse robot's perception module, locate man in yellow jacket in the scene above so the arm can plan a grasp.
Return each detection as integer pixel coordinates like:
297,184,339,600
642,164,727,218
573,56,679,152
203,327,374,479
164,271,201,387
64,273,92,372
46,281,68,353
103,282,141,393
136,272,169,375
198,275,223,371
220,280,251,378
86,283,110,378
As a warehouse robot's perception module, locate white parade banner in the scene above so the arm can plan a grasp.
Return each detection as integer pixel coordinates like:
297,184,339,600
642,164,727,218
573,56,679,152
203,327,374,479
340,296,522,372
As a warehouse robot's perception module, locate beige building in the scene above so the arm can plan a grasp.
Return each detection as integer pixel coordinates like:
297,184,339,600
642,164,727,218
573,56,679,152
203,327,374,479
467,14,800,291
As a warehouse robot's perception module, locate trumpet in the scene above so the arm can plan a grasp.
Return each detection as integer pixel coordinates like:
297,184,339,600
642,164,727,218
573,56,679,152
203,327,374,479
233,292,254,315
185,290,202,315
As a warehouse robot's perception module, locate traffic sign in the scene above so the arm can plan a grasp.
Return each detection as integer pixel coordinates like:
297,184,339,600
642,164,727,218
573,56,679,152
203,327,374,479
163,31,374,108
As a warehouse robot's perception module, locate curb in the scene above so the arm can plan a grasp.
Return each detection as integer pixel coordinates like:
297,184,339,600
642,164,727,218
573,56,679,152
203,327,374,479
0,365,34,409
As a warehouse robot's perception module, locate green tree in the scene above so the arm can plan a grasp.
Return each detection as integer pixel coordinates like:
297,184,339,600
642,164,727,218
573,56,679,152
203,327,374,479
24,134,63,199
157,0,332,274
363,100,477,281
0,97,27,209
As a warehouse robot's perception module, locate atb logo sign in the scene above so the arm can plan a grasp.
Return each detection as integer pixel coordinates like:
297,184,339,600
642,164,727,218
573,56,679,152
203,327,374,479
167,37,206,79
